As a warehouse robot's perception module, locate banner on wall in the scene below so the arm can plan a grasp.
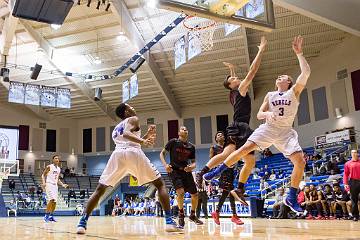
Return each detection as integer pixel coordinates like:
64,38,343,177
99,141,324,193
315,130,351,149
129,175,138,186
185,200,251,217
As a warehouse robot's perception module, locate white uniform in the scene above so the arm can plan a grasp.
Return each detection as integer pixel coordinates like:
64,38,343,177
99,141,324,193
46,164,61,201
99,117,160,187
248,88,302,156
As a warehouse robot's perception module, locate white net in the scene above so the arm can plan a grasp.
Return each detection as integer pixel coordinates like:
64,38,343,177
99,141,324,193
183,16,217,52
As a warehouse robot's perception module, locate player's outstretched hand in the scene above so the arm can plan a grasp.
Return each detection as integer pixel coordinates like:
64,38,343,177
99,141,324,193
147,125,156,135
265,112,277,123
142,138,154,147
258,36,267,52
292,35,303,55
223,62,235,69
165,164,173,173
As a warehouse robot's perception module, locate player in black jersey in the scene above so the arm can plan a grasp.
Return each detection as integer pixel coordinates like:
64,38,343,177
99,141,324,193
321,184,335,219
196,37,267,197
160,126,203,227
209,131,243,225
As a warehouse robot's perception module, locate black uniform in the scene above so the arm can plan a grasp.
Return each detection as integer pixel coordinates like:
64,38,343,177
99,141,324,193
211,144,235,191
165,138,197,194
225,90,253,149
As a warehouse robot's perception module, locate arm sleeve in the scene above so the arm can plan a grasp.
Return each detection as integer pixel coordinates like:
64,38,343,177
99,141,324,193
343,163,349,185
165,139,175,151
295,53,311,86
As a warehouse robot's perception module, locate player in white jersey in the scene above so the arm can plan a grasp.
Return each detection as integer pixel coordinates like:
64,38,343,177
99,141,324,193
42,155,69,222
204,36,311,213
76,103,183,234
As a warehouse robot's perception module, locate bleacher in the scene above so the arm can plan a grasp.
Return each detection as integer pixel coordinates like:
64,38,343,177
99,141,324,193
243,146,348,197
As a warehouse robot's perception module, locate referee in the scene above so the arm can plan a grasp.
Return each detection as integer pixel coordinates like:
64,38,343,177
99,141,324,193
343,149,360,221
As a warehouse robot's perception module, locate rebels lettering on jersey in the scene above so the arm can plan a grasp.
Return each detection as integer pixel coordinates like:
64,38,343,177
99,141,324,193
271,99,292,106
267,89,299,128
112,118,141,148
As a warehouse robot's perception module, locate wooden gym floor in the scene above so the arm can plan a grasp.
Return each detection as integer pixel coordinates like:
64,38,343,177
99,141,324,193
0,216,359,240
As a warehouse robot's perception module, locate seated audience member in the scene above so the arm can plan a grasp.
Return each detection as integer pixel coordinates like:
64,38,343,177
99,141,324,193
346,200,360,219
263,172,270,181
36,184,43,197
318,162,327,175
259,178,271,196
253,172,260,180
75,203,84,216
68,189,77,205
305,184,324,219
263,148,273,157
278,169,285,179
327,159,340,175
321,184,335,219
7,200,17,217
272,188,285,218
333,184,350,219
326,170,342,183
269,170,277,181
64,167,70,177
79,190,86,199
70,167,76,177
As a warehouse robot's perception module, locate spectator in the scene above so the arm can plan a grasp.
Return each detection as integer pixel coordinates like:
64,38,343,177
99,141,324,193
269,170,277,181
272,188,285,218
9,179,15,191
263,148,273,158
253,172,260,180
278,169,285,179
79,190,86,199
305,184,324,219
29,186,35,200
321,184,335,219
7,200,17,217
318,162,327,175
196,178,208,219
298,185,309,212
36,184,43,197
75,203,84,216
70,167,76,177
263,171,270,181
64,167,70,177
327,159,340,174
326,170,342,183
333,184,350,219
343,149,360,221
259,178,271,197
68,189,77,205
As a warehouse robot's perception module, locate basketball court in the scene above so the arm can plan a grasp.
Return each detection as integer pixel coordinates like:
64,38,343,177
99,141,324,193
1,217,359,240
1,0,360,239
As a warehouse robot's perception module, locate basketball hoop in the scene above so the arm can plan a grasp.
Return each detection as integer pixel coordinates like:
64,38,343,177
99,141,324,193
183,16,217,52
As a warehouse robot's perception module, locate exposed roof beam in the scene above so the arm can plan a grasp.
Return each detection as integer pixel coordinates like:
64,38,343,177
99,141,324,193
111,0,181,118
273,0,360,37
20,20,118,122
0,15,53,121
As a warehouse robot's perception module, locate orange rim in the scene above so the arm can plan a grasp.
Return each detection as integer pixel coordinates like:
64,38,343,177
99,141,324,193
183,15,216,31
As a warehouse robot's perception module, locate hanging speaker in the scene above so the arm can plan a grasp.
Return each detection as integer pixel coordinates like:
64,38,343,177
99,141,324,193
130,56,145,73
30,63,43,80
0,68,10,82
94,87,102,101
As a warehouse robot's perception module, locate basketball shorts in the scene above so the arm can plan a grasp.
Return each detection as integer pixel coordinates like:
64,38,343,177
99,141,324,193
219,167,235,191
99,147,161,187
225,121,253,150
248,123,302,156
168,170,197,194
46,183,58,202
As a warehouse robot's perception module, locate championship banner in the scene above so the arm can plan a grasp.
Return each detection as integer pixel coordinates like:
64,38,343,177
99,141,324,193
129,175,138,186
315,130,350,149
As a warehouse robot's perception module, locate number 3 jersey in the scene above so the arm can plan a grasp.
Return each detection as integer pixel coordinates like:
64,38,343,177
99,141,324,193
112,118,141,149
267,89,299,128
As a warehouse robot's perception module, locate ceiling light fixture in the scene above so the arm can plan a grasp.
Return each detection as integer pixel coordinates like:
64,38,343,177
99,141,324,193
96,0,101,9
146,0,158,8
116,31,127,41
77,0,81,5
87,0,91,7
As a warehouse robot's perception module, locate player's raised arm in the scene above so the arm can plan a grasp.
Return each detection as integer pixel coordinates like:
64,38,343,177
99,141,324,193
123,117,153,146
238,36,267,96
291,36,311,98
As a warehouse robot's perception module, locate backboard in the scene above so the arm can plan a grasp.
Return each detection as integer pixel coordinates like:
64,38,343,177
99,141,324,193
158,0,275,32
0,159,20,178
